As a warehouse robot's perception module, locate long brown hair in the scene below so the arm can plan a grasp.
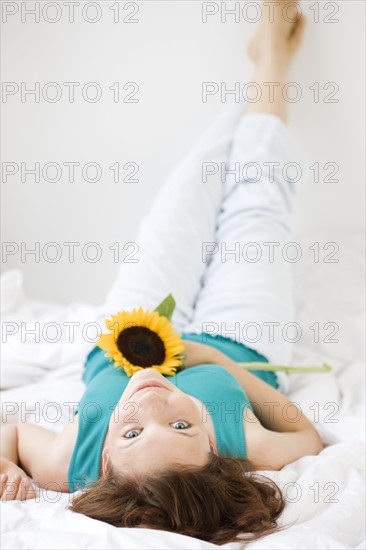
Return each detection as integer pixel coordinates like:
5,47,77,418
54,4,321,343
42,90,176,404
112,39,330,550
68,453,287,544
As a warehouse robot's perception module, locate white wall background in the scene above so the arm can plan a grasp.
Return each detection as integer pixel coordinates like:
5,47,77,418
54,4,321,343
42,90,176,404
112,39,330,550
2,1,365,306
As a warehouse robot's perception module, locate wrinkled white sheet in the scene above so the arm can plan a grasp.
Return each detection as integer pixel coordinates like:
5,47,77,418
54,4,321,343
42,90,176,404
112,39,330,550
1,265,365,549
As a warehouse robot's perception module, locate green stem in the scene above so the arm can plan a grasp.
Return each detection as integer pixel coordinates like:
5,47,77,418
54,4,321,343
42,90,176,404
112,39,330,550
236,362,332,374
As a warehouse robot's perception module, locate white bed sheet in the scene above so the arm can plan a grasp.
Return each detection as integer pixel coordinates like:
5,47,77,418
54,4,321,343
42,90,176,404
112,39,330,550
1,258,365,549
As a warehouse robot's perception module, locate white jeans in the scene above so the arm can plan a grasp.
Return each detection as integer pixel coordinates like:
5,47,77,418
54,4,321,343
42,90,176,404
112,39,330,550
97,104,305,394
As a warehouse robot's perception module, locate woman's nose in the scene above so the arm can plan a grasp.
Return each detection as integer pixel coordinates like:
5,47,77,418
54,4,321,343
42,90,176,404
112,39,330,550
137,389,169,411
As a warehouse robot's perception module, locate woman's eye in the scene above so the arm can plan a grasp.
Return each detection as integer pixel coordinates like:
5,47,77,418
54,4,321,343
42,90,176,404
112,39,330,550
171,421,191,430
124,429,142,439
123,422,191,437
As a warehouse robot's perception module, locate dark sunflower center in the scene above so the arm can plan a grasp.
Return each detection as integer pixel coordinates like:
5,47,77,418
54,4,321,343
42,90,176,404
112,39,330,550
116,326,166,367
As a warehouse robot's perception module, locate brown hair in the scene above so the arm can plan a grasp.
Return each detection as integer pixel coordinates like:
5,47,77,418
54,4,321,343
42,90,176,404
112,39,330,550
68,453,287,544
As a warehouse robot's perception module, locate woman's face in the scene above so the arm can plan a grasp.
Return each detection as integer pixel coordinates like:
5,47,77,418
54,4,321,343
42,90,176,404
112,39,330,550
101,368,215,476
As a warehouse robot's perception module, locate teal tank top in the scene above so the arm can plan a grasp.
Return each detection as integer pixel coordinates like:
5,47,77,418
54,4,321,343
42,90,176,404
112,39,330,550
67,332,279,491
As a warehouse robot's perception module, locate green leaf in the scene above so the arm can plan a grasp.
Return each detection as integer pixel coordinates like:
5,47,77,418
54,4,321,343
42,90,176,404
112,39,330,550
236,362,332,374
154,293,176,321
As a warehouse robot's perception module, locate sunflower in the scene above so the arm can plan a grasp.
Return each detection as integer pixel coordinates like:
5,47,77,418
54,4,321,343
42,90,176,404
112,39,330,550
97,301,185,377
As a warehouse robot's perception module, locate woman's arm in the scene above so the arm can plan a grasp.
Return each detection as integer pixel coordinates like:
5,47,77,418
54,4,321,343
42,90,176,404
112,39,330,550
188,347,325,469
1,423,36,500
181,340,221,368
216,349,324,464
1,422,68,500
1,423,57,473
196,347,316,433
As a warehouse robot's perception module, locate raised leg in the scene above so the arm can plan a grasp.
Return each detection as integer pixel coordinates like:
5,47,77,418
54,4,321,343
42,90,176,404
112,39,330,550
96,102,246,331
182,0,307,394
182,114,306,381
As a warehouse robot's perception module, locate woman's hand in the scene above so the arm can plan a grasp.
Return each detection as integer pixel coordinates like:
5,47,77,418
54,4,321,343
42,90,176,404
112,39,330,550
0,457,36,501
181,340,220,369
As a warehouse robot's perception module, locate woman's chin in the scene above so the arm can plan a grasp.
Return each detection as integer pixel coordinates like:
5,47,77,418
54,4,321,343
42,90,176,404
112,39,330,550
131,368,164,380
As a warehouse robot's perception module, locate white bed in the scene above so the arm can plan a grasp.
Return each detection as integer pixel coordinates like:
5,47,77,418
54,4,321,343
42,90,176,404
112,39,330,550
1,244,365,549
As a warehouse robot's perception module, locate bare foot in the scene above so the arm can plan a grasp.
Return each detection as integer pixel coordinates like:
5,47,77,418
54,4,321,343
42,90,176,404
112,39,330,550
245,1,307,122
247,0,306,67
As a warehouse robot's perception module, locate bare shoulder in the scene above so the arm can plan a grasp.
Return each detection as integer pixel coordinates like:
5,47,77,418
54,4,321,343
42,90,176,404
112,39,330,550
243,407,277,470
53,415,80,480
243,407,324,471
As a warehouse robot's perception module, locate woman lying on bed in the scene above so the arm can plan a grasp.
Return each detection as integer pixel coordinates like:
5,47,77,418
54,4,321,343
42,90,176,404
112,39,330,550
0,1,324,544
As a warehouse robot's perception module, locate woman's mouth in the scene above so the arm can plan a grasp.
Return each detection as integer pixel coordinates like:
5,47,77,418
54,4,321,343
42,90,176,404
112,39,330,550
131,380,171,397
